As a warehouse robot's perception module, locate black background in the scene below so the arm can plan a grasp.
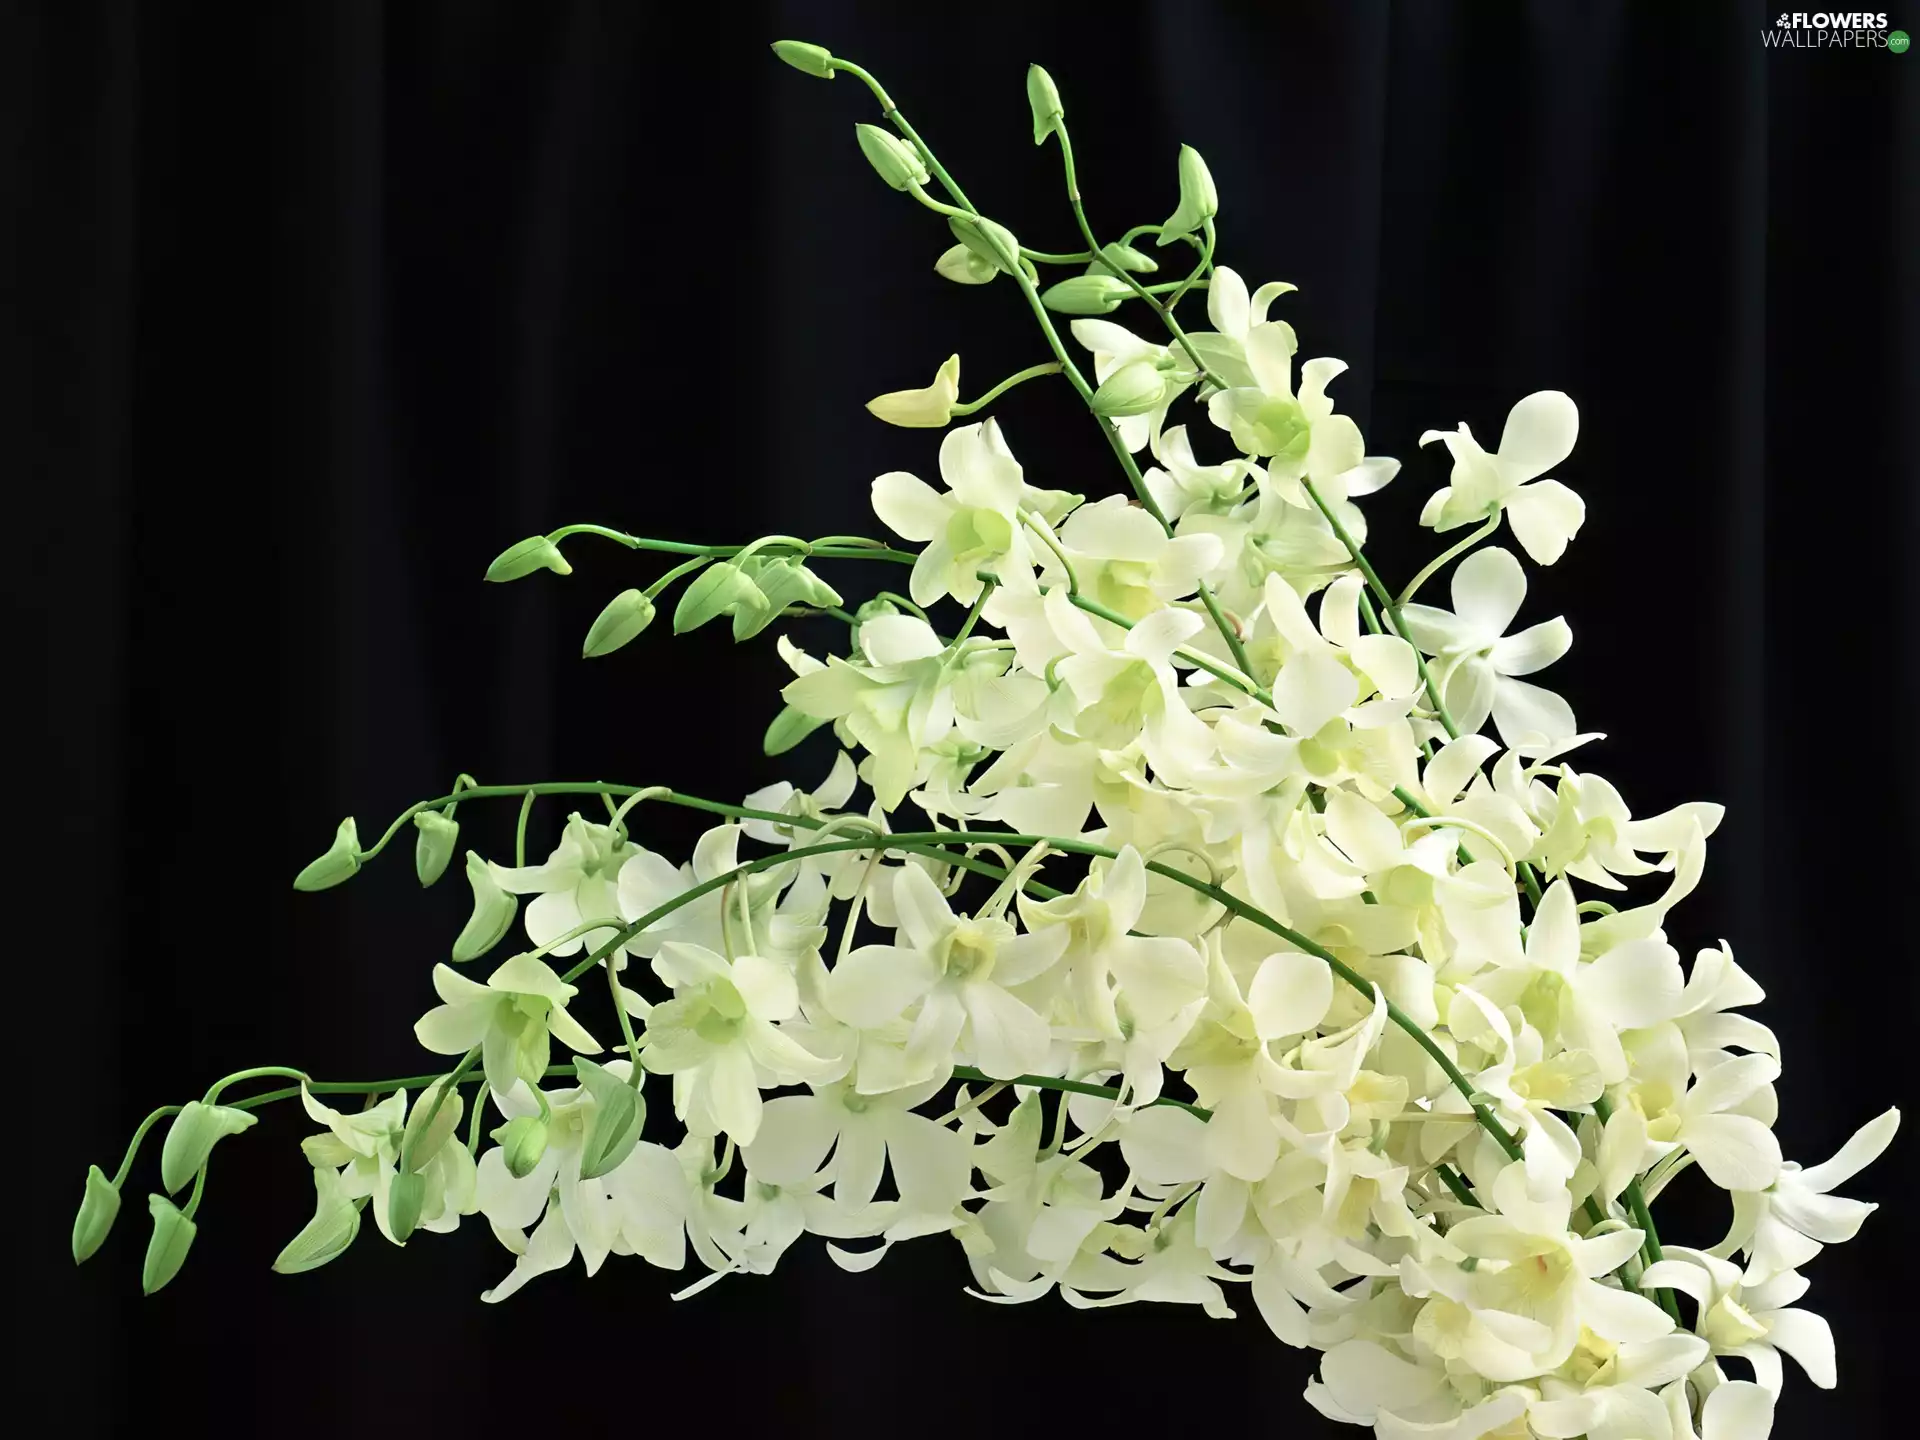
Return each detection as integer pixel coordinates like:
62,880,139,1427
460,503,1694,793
8,1,1915,1434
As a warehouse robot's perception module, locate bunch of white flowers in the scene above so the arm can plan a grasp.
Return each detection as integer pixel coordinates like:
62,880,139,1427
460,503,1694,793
73,41,1895,1439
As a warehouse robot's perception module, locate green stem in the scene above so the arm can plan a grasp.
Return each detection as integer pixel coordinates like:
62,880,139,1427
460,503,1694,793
541,526,916,566
952,578,994,644
515,790,536,868
1397,509,1500,609
1018,247,1093,265
202,1066,309,1104
1054,122,1214,386
950,362,1063,416
1593,1092,1681,1322
1302,478,1463,743
110,1105,182,1188
643,556,709,600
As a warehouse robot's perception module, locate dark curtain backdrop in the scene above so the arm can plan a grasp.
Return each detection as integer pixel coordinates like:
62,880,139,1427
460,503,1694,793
8,1,1915,1434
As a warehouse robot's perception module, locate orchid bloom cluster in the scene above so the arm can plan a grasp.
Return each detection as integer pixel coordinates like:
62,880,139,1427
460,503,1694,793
74,41,1896,1440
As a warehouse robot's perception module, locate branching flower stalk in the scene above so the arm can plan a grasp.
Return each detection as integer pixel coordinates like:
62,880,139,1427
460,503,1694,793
72,39,1896,1440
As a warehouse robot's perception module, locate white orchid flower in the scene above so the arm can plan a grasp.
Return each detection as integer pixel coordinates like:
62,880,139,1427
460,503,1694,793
640,941,836,1144
826,864,1067,1086
1714,1106,1899,1284
1419,390,1586,565
1642,1247,1836,1396
488,812,638,960
1399,545,1578,747
414,953,602,1097
869,418,1041,607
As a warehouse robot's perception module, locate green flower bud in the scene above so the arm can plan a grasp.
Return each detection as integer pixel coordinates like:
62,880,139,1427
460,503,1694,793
142,1194,196,1295
934,243,998,286
72,1165,121,1264
1040,273,1132,316
1092,241,1158,276
484,534,572,583
413,809,459,888
769,39,834,78
948,215,1021,277
386,1170,426,1244
452,851,518,963
272,1167,361,1274
582,588,656,658
1158,144,1218,245
400,1085,464,1174
734,557,841,640
764,703,829,757
492,1115,549,1179
854,123,928,192
853,596,902,625
1090,359,1166,419
673,561,768,636
293,817,361,892
574,1058,646,1181
160,1101,258,1194
1026,64,1063,146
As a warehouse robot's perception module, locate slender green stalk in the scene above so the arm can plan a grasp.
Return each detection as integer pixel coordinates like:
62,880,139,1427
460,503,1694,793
951,362,1063,416
1053,121,1214,385
110,1105,181,1188
1594,1092,1681,1322
542,525,916,566
1397,509,1500,608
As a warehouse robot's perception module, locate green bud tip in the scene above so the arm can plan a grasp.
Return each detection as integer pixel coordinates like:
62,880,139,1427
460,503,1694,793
451,851,518,963
485,534,572,583
494,1115,549,1179
770,40,834,79
1040,273,1132,316
72,1165,121,1265
1159,144,1218,245
142,1194,197,1296
1026,64,1063,146
387,1170,426,1244
583,588,657,658
854,123,929,192
1090,360,1166,419
293,816,362,892
413,809,460,888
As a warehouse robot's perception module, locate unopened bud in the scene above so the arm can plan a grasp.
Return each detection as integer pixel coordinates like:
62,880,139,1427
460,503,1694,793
160,1101,258,1193
401,1085,464,1174
574,1058,646,1181
293,817,361,892
935,243,998,286
142,1194,197,1295
583,588,656,658
485,534,571,583
493,1115,549,1179
413,809,459,887
272,1167,361,1274
764,703,828,757
1092,242,1157,276
769,40,834,78
1158,144,1218,245
72,1165,121,1264
1040,273,1132,316
854,123,928,192
1026,64,1063,146
386,1170,426,1243
452,851,518,963
1090,359,1166,419
948,215,1021,277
